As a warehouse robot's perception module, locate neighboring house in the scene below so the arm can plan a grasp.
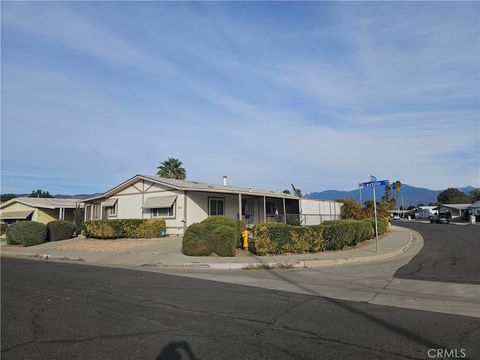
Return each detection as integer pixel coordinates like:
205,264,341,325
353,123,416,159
468,201,480,221
82,174,342,235
434,204,471,220
0,198,84,225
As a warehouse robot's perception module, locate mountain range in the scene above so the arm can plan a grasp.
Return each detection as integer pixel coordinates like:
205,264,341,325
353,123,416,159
307,185,476,207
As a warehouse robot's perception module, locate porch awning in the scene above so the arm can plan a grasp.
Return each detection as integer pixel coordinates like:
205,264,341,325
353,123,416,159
0,210,34,220
142,195,177,209
102,198,117,207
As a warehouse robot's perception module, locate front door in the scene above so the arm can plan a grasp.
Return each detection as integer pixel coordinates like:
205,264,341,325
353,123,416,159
243,198,259,226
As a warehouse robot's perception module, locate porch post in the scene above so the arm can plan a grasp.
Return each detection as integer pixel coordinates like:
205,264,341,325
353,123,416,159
183,191,188,234
238,193,242,221
263,196,266,223
283,198,287,224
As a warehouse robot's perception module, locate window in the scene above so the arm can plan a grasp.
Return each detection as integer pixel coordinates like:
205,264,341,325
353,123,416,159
107,204,117,216
266,201,275,215
209,198,224,216
152,206,174,217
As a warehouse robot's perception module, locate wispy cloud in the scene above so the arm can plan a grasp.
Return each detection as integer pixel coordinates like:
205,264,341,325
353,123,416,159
1,2,479,194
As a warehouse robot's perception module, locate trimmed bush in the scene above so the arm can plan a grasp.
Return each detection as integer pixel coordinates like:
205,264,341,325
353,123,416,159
366,218,389,236
47,220,76,241
252,223,324,256
6,221,47,246
208,225,236,257
252,219,375,256
182,223,212,256
83,219,163,239
182,216,246,257
134,219,167,239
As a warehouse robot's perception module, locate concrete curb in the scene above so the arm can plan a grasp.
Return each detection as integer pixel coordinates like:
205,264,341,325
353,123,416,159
1,252,85,262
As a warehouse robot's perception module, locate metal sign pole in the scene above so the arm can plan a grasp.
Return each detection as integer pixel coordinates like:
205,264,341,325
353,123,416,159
373,186,379,252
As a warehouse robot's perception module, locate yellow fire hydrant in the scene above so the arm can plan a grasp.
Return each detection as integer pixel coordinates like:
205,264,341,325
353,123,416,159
242,230,249,250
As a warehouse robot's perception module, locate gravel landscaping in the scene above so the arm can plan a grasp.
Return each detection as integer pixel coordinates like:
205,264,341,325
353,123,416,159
55,239,158,252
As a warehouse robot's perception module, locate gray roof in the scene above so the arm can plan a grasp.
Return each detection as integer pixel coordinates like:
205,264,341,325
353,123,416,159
469,201,480,209
84,174,299,202
434,203,472,210
0,197,84,209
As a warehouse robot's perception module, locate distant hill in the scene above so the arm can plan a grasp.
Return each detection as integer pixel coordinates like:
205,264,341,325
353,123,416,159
1,193,101,202
308,185,477,207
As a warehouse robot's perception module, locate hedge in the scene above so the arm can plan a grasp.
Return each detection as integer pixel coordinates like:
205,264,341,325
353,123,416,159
47,220,76,241
1,224,7,236
365,218,389,236
6,221,47,246
83,219,166,239
252,223,324,255
182,223,212,256
208,225,237,257
252,219,375,256
182,216,245,256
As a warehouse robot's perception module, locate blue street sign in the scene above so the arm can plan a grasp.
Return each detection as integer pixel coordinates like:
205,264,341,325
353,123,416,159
359,179,389,188
370,175,377,182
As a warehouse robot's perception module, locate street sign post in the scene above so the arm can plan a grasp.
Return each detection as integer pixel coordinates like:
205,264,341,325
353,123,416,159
358,178,389,252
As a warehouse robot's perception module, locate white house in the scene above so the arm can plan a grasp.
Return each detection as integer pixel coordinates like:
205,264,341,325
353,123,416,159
82,175,342,235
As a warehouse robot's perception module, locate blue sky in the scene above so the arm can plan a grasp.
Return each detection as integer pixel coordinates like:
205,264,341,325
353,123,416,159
1,2,479,195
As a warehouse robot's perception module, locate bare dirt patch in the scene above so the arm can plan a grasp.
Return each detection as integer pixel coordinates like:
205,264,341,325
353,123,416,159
55,239,157,253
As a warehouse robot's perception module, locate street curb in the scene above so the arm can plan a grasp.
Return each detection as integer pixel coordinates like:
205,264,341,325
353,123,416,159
1,252,85,262
304,232,414,268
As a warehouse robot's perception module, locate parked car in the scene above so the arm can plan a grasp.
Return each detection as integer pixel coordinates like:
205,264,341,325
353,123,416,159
392,215,400,220
429,215,438,223
436,214,450,224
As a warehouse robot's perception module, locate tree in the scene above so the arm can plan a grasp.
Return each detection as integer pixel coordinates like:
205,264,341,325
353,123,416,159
418,203,425,207
29,189,53,198
282,190,291,195
0,194,17,203
340,198,361,219
392,181,402,210
293,189,303,197
437,188,470,204
382,184,392,203
469,189,480,202
156,158,186,180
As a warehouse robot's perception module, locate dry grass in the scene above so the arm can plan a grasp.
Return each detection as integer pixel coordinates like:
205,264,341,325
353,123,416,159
55,239,157,253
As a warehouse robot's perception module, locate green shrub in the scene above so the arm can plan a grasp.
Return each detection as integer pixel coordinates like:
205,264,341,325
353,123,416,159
47,220,76,241
6,221,47,246
252,223,324,256
135,219,166,239
321,220,374,250
1,223,7,235
83,219,154,239
182,223,212,256
74,206,84,234
252,219,375,255
181,216,246,257
209,225,236,257
366,218,389,236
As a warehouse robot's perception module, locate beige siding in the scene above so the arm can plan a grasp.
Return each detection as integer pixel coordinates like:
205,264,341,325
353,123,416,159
2,202,35,212
186,192,240,226
37,208,58,224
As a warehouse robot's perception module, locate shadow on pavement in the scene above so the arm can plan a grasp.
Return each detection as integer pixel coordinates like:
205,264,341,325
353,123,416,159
156,341,199,360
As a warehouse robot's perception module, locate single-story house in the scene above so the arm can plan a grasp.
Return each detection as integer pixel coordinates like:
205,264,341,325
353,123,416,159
434,204,471,220
0,197,84,225
82,175,342,235
468,201,480,221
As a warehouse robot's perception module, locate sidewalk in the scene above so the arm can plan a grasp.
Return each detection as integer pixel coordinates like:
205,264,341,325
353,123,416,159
0,226,413,270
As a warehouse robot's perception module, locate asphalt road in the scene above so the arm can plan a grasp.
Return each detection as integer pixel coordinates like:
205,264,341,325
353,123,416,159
393,222,480,284
2,257,479,360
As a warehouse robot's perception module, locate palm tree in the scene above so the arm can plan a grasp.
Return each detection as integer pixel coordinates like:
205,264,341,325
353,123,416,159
392,181,402,210
382,184,392,203
156,158,186,180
